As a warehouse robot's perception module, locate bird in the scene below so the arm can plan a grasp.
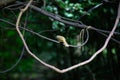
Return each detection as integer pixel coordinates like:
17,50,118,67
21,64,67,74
56,35,69,47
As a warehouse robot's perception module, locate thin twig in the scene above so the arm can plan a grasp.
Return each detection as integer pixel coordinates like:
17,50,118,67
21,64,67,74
1,18,120,45
80,3,103,18
69,29,89,47
0,47,25,73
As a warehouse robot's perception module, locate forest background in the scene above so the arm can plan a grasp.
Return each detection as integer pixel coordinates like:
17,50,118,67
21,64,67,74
0,0,120,80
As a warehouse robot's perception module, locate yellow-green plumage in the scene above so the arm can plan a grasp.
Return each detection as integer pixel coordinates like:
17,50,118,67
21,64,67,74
56,35,69,47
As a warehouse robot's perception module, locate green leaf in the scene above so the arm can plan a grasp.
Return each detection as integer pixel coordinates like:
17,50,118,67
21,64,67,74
64,12,73,17
7,31,15,37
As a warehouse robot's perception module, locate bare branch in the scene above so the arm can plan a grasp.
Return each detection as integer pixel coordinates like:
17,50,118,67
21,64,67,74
14,1,120,35
15,0,120,73
1,18,120,45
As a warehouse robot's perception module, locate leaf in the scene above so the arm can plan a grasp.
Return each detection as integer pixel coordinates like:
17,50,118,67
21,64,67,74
7,31,15,37
64,12,73,17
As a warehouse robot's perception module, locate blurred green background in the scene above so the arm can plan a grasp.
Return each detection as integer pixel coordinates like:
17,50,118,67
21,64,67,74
0,0,120,80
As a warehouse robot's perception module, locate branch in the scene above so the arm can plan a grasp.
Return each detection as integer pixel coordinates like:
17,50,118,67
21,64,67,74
15,1,120,35
1,18,120,44
0,46,25,73
15,0,120,73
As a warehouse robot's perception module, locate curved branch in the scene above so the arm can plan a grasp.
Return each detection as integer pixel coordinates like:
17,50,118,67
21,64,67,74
15,0,120,73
